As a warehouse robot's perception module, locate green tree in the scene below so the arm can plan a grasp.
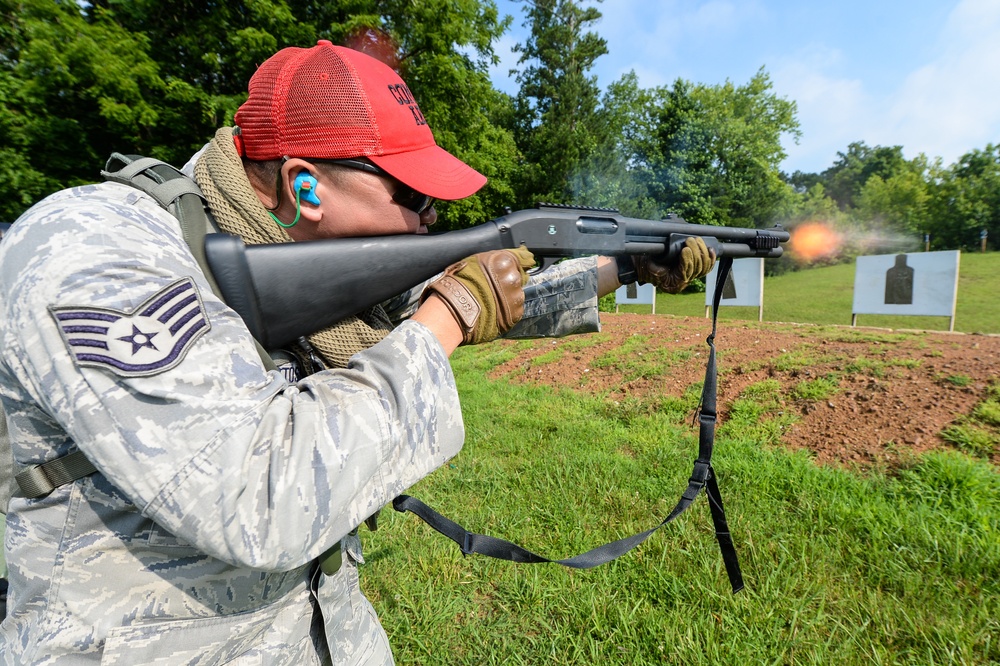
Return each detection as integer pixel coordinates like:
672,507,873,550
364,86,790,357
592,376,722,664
790,182,841,223
566,72,660,217
103,0,517,226
371,0,520,227
820,141,909,211
511,0,608,207
98,0,320,165
2,0,518,227
635,69,799,228
786,169,824,194
0,0,166,221
0,0,48,221
927,144,1000,251
855,164,931,237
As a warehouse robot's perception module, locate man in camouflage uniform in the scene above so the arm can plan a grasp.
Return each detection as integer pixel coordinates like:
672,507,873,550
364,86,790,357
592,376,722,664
0,42,712,664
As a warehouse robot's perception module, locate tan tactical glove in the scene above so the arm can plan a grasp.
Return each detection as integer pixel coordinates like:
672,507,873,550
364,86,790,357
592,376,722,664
634,236,716,294
423,247,535,345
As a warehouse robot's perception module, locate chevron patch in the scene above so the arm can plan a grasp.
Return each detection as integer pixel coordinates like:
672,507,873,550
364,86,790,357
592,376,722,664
51,277,210,377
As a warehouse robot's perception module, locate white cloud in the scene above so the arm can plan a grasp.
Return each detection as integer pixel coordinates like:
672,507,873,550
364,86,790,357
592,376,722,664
677,0,755,34
593,0,766,87
769,45,871,172
772,0,1000,173
883,0,1000,165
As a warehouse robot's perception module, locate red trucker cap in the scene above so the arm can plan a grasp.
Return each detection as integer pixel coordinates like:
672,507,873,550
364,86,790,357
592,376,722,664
234,40,486,201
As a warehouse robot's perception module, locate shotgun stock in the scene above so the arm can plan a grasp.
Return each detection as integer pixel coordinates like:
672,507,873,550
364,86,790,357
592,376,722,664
204,203,789,349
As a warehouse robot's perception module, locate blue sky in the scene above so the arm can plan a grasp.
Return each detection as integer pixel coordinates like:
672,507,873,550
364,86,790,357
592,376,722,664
488,0,1000,175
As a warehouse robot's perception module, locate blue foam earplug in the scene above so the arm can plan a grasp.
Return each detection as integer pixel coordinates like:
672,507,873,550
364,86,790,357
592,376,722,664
294,173,321,205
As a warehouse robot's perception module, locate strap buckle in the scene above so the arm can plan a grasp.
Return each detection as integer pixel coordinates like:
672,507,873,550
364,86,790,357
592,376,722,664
689,460,711,487
14,450,97,499
14,463,55,499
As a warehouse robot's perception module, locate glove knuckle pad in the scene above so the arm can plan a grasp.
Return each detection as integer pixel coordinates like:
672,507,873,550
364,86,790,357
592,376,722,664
480,251,525,330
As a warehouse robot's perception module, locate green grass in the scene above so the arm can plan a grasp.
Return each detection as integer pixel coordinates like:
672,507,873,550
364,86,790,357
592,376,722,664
944,374,973,387
940,381,1000,459
362,347,1000,665
791,374,840,402
589,334,697,382
844,356,923,379
618,252,1000,334
530,334,612,368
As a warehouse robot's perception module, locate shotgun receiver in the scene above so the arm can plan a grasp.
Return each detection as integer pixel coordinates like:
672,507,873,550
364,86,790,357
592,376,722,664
204,203,789,349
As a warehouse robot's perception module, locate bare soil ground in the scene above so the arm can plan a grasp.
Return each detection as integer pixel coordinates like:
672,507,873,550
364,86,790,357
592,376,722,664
489,313,1000,469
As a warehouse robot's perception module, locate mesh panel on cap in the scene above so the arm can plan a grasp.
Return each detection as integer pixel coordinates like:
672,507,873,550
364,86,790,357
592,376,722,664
236,45,384,160
234,54,288,158
281,48,382,158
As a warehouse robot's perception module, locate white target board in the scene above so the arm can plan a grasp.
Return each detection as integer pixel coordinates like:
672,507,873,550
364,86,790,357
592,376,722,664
615,282,656,313
704,258,765,320
852,251,960,329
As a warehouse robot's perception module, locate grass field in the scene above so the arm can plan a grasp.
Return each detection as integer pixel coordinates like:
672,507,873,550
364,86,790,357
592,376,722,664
618,252,999,334
362,253,1000,665
364,348,999,665
2,254,997,662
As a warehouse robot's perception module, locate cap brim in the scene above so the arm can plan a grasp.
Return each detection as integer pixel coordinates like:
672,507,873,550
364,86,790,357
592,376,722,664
369,145,487,201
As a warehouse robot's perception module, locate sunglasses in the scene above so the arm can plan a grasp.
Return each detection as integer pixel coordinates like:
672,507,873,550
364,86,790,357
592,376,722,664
316,159,435,215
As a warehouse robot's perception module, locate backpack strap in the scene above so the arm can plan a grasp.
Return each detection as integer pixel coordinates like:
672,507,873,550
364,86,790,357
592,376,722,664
14,450,96,501
102,153,225,298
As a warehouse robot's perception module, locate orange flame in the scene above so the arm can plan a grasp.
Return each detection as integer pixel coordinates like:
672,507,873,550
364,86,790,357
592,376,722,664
790,222,842,262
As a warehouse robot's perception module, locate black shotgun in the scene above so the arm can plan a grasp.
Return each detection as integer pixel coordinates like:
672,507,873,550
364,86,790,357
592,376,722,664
204,203,789,349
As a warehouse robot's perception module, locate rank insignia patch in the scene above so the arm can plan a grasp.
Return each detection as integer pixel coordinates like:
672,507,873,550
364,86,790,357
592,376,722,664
50,277,210,377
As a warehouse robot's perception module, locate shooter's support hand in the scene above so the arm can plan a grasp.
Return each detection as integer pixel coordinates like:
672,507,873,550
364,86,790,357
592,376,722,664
633,236,716,294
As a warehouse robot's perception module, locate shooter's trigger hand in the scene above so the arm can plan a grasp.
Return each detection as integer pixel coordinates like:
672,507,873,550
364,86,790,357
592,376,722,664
422,247,535,345
635,236,716,294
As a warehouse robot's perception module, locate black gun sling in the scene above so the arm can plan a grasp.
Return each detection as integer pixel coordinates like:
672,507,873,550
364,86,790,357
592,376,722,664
395,257,744,593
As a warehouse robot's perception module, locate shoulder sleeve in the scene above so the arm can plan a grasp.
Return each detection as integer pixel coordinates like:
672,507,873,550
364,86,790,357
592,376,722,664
0,184,463,570
506,256,601,338
384,256,603,337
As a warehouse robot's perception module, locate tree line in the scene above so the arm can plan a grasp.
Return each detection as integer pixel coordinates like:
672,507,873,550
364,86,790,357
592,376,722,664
2,0,997,257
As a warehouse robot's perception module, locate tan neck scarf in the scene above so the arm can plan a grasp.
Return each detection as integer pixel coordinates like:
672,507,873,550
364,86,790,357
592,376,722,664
194,127,392,369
